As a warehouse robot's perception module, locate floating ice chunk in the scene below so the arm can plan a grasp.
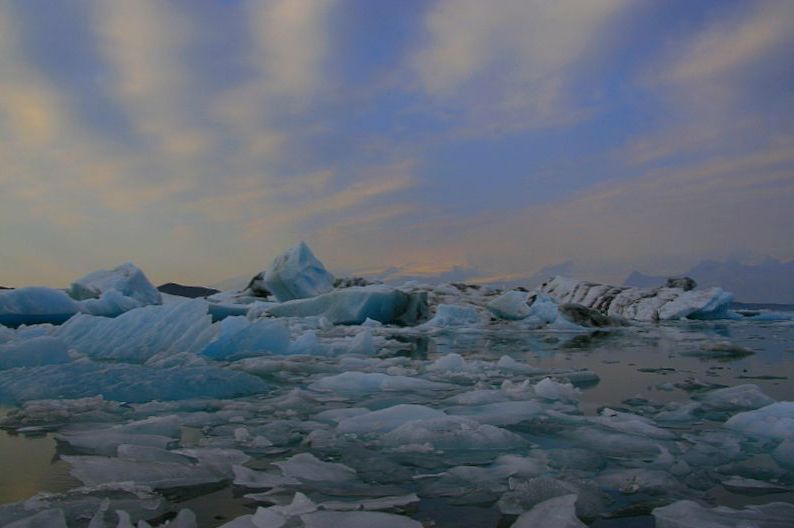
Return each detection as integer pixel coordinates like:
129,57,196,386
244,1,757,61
511,494,585,528
448,400,546,426
314,408,370,423
564,427,664,459
524,294,562,326
596,469,681,495
772,440,794,469
0,336,70,369
497,355,536,373
5,508,68,528
538,276,735,321
301,511,422,528
68,262,161,306
55,300,214,363
110,414,182,437
722,476,790,495
274,453,358,483
544,448,605,472
0,483,167,527
685,340,755,358
724,402,794,441
0,362,269,403
173,448,250,478
263,242,335,302
0,287,79,327
337,404,447,435
487,291,531,320
319,493,420,512
56,430,174,456
533,378,580,402
381,416,527,450
201,317,290,360
695,384,774,412
309,372,452,395
0,396,124,429
0,325,14,344
77,289,144,317
653,499,794,528
426,304,482,327
232,464,301,489
266,286,428,325
428,353,467,372
348,328,375,355
288,330,325,356
499,477,606,520
63,455,226,488
591,409,675,440
117,445,191,464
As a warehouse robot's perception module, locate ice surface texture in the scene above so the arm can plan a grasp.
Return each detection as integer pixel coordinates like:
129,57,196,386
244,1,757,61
0,263,162,326
68,262,161,306
266,286,428,325
263,242,335,302
539,275,735,321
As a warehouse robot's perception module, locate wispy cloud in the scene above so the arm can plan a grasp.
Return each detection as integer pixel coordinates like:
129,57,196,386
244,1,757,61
412,0,630,133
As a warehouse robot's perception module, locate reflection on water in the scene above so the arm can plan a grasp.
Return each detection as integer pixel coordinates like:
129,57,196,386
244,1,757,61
0,421,78,503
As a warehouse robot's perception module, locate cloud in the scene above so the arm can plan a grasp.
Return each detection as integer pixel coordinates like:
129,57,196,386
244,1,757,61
248,0,336,99
456,135,794,283
618,0,794,174
659,1,794,85
92,0,213,156
412,0,629,133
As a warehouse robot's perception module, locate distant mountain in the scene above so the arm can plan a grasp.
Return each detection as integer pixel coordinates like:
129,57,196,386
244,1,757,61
625,258,794,303
157,283,220,299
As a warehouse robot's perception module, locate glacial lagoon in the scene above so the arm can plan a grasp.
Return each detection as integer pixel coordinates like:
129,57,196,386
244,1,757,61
1,301,793,527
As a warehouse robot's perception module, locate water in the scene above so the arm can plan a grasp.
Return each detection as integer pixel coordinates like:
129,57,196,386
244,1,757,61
1,313,794,526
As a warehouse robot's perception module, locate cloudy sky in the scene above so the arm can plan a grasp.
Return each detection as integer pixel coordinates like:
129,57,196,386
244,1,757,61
1,0,793,287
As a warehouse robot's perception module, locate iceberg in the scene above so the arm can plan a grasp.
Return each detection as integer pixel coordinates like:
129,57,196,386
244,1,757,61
0,287,79,327
68,262,161,306
266,286,428,325
55,300,214,363
0,265,164,325
486,291,532,320
538,276,735,322
263,242,335,302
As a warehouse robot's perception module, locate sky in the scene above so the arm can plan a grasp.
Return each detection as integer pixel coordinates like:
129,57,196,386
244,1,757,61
1,0,793,288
